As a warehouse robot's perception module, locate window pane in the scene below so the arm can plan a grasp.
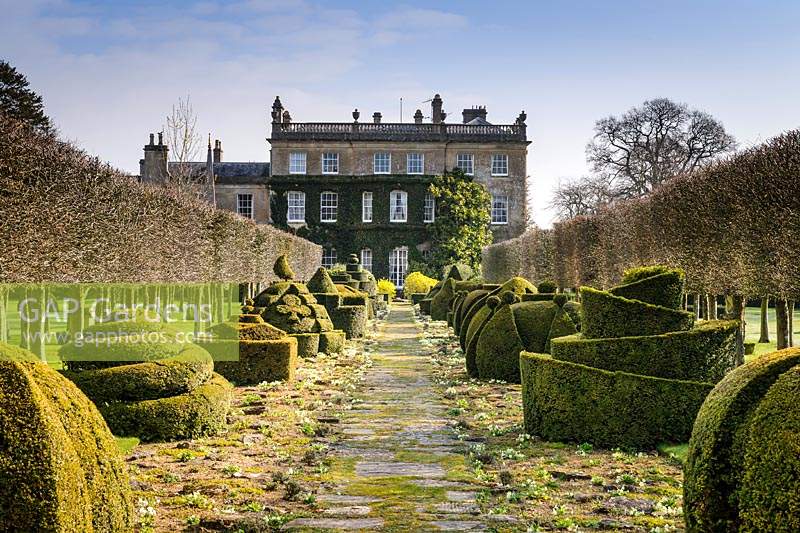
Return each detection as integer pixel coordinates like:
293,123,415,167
424,193,435,223
389,247,408,288
360,248,372,273
237,193,254,219
491,154,508,176
491,194,509,224
322,153,339,174
390,190,407,222
362,191,373,222
289,152,306,174
322,248,337,268
456,154,474,175
374,152,391,174
320,191,338,222
287,191,305,222
407,153,424,174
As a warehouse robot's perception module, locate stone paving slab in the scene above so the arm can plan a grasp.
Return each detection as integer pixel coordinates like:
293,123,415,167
282,517,384,530
355,461,446,478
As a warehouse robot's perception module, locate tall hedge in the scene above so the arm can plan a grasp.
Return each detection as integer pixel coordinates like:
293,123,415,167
0,114,321,283
482,129,800,299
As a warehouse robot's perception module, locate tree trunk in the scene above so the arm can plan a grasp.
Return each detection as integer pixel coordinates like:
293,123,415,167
775,299,789,350
695,293,703,320
759,296,770,343
789,301,795,347
729,295,746,366
707,294,718,320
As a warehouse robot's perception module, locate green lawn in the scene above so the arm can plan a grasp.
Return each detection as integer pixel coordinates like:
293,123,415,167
743,306,800,362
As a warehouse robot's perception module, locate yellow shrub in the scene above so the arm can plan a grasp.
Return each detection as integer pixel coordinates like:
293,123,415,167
377,279,396,302
404,272,438,295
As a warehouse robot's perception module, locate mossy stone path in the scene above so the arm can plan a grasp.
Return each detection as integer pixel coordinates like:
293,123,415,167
284,302,492,531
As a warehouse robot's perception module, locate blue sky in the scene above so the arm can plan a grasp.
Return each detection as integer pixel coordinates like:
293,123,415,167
3,0,799,226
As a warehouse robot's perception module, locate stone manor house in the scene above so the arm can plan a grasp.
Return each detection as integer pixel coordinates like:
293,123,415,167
139,94,529,286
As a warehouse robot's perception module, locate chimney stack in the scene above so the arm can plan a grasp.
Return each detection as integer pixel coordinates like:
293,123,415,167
462,106,488,124
141,132,169,183
431,94,443,124
373,112,382,124
213,140,223,163
414,109,423,124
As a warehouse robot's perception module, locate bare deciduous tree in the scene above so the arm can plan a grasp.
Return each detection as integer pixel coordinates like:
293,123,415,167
164,95,202,185
587,98,736,198
549,174,614,219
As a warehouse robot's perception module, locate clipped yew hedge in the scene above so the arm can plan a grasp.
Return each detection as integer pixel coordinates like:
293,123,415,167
0,343,133,532
551,320,738,383
0,114,321,284
684,347,800,532
520,352,713,449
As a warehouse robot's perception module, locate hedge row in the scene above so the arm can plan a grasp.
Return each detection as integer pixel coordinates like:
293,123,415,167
520,352,713,449
482,129,800,299
0,115,321,283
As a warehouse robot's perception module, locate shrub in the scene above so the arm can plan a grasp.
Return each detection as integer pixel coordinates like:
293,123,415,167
307,267,338,293
520,352,713,449
319,330,346,354
580,286,694,339
475,299,579,383
404,272,438,295
455,289,490,339
431,279,455,321
377,279,396,301
550,320,738,382
609,268,685,309
464,303,494,377
330,306,367,339
0,343,133,531
101,373,233,442
537,280,558,293
290,333,320,358
213,337,298,384
683,347,800,532
64,344,215,404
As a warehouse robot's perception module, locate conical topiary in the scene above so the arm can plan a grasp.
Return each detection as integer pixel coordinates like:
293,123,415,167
308,267,338,294
274,254,295,281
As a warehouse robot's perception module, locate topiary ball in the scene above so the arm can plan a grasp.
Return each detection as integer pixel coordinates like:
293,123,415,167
684,347,800,532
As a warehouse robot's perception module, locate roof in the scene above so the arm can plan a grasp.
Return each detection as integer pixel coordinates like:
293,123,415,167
167,161,270,185
466,117,492,126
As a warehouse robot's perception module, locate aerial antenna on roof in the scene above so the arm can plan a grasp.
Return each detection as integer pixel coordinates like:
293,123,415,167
400,97,403,123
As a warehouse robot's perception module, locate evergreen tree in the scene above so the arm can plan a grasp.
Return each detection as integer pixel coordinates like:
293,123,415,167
426,169,493,276
0,60,53,135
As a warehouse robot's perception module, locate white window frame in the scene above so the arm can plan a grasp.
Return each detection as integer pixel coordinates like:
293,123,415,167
456,153,474,175
236,193,254,219
320,191,338,222
389,190,407,223
407,153,424,174
362,191,373,223
491,193,509,225
491,154,509,176
424,192,435,223
322,152,339,174
287,191,305,223
374,152,391,174
322,248,337,269
289,152,307,174
360,248,373,273
389,246,408,288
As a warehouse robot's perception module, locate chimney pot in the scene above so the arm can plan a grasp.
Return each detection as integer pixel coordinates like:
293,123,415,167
373,112,382,124
213,140,223,163
157,132,163,145
149,133,154,145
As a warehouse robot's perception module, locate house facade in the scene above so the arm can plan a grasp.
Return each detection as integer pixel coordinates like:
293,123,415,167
268,94,529,286
139,93,529,287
